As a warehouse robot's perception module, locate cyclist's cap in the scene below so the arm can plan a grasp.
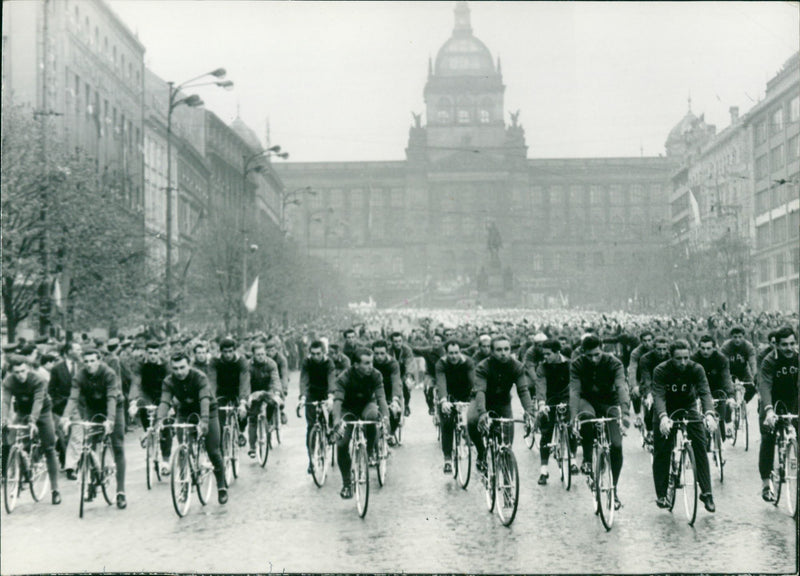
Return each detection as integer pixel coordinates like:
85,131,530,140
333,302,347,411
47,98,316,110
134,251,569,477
145,340,161,350
19,343,37,356
106,337,120,351
220,337,237,351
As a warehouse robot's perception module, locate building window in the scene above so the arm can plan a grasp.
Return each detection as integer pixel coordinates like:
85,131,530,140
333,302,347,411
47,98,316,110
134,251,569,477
772,215,786,243
771,144,784,169
771,108,783,134
756,223,769,249
775,254,785,279
791,96,800,123
437,110,449,123
756,121,767,145
479,109,490,123
789,135,799,161
458,109,470,124
755,154,768,180
759,258,770,283
792,246,800,275
790,210,799,239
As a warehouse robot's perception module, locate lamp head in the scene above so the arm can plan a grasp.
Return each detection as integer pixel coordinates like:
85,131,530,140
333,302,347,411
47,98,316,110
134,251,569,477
210,68,227,78
185,94,204,107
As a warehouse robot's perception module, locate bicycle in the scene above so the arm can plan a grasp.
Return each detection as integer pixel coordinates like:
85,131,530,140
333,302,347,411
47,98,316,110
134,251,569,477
522,409,539,451
709,391,727,483
450,401,472,489
373,420,389,488
340,415,377,518
731,379,751,451
2,423,49,513
165,415,214,518
769,401,798,518
299,400,334,487
479,412,524,527
70,418,115,519
576,407,621,531
139,405,163,489
662,408,702,525
543,402,574,491
218,400,240,485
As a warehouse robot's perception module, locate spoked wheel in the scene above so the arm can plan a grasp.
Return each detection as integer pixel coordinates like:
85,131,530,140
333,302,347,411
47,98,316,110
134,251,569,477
3,448,21,514
222,427,234,486
195,441,214,505
713,427,724,483
28,442,50,502
145,434,154,489
680,447,698,526
170,447,192,518
559,426,572,491
309,424,327,487
455,427,471,489
483,448,496,512
784,438,798,518
494,448,520,527
595,451,615,531
772,438,784,508
395,419,404,446
742,402,749,451
523,415,535,450
272,409,282,446
230,424,240,480
256,416,270,468
353,445,369,518
376,432,387,488
100,442,115,505
79,452,90,518
268,410,280,449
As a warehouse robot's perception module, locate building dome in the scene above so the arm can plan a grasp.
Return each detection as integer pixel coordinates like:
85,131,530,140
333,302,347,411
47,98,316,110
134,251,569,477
665,109,700,148
230,115,262,152
434,2,496,77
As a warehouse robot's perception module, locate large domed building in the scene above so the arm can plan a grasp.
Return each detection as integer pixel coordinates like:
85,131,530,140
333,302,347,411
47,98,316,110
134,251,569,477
276,2,677,309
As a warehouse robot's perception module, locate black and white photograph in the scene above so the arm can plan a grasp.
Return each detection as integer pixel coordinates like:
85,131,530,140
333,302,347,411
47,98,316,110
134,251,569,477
1,1,798,574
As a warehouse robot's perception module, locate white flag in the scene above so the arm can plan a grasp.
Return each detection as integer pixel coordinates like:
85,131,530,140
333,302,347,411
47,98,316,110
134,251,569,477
53,279,62,309
687,188,701,227
243,276,259,312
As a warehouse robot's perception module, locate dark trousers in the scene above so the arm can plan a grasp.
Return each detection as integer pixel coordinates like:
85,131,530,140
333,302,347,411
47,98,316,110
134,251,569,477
2,411,60,490
137,407,172,461
336,403,379,485
758,412,799,480
439,407,457,460
217,398,246,452
539,411,577,466
577,400,624,487
403,380,412,411
86,404,127,493
304,401,327,463
652,410,712,497
467,402,513,462
247,396,277,451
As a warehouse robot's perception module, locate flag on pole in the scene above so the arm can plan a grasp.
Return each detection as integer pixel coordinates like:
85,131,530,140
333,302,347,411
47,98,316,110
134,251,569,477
687,188,701,227
53,279,62,309
243,276,259,312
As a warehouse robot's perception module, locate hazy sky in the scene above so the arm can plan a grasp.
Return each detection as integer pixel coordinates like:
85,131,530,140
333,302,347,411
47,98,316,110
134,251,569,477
109,1,799,162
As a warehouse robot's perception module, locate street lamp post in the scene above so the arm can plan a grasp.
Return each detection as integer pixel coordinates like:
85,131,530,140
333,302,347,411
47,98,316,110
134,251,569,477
305,207,334,258
280,186,315,235
165,68,233,325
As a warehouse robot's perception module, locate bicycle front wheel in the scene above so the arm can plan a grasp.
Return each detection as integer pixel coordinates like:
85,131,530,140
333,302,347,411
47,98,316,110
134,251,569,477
376,432,387,488
353,444,369,518
772,437,783,508
3,447,21,513
741,401,749,451
784,437,798,518
170,446,192,517
596,450,615,531
79,452,89,518
309,424,327,487
100,442,115,505
484,446,496,512
455,427,471,489
230,423,240,479
559,425,572,491
28,441,50,502
195,441,214,505
145,433,154,489
714,426,724,483
257,415,270,468
495,448,520,526
222,427,234,486
680,446,698,526
523,417,535,450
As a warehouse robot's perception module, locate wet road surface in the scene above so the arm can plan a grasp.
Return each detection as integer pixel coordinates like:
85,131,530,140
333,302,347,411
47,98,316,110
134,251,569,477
2,372,797,574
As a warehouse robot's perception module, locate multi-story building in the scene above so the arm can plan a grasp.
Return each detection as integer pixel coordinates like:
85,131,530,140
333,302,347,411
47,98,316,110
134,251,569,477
745,52,800,312
277,2,676,309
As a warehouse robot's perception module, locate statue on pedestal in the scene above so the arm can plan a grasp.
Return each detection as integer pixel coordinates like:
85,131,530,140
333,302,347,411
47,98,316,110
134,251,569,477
487,221,503,267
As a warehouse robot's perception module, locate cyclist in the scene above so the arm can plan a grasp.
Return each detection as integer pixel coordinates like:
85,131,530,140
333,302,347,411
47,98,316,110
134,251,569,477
372,340,404,447
155,352,228,504
191,341,214,379
639,336,671,446
468,335,536,475
298,340,336,473
691,335,736,441
721,325,758,405
48,341,82,477
330,348,390,499
652,339,717,513
569,334,630,510
1,355,62,505
411,333,445,416
328,343,351,377
128,341,172,475
247,341,282,460
264,337,290,425
535,339,578,485
390,332,415,418
436,340,476,474
627,330,655,428
212,337,250,448
60,348,127,509
342,329,361,366
471,334,492,365
757,325,798,503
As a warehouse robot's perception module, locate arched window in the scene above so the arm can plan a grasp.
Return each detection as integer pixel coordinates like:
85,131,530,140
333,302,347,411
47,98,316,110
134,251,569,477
479,98,492,124
437,97,452,124
458,109,470,124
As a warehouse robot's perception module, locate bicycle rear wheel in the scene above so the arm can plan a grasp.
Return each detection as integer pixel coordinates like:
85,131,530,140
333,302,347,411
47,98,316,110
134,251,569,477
483,445,496,512
230,422,240,479
28,441,50,502
595,450,615,531
195,441,214,505
455,427,471,489
257,415,270,468
495,448,520,526
222,426,234,485
100,442,115,505
353,444,369,518
680,446,698,525
3,448,21,513
714,426,724,483
741,400,749,451
559,425,572,491
170,446,192,517
784,438,798,518
309,424,327,487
